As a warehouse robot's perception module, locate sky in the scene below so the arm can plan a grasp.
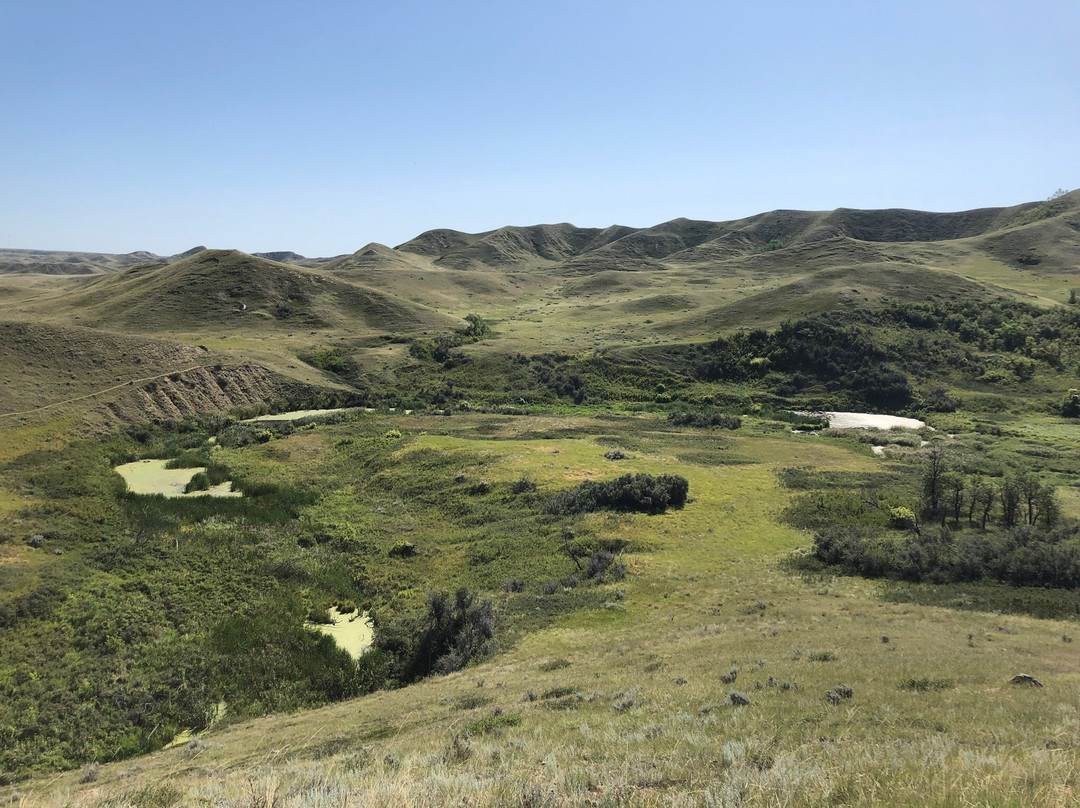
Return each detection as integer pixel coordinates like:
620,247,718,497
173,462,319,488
1,0,1078,256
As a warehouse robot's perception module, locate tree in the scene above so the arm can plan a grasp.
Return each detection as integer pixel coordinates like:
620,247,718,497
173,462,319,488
921,446,948,521
942,472,966,526
999,477,1021,528
1036,485,1060,527
969,479,995,530
462,313,490,339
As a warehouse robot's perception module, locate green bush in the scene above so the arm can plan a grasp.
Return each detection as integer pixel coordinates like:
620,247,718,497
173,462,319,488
1063,389,1080,418
546,473,689,516
184,471,211,493
667,412,742,430
375,588,496,683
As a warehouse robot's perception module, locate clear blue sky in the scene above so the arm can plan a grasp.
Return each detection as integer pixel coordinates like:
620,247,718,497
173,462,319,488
2,0,1077,256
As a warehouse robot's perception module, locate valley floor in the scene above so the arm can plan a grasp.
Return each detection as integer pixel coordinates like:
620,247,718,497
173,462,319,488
6,414,1079,807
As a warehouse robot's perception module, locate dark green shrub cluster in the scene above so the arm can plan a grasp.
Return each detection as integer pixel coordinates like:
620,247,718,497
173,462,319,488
389,541,417,558
898,677,954,691
681,297,1080,410
763,409,829,430
587,550,613,579
464,711,521,735
408,314,492,366
667,412,742,430
813,523,1080,589
302,346,352,374
509,476,537,494
883,581,1080,621
374,588,496,683
1063,389,1080,418
546,473,689,516
210,606,366,709
693,316,914,410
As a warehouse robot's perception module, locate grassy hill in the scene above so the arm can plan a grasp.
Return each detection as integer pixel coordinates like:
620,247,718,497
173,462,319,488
13,249,461,336
2,193,1078,436
3,193,1080,805
5,192,1078,355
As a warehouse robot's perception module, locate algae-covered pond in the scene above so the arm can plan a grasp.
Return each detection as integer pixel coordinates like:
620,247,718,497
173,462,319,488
242,407,355,422
114,459,240,497
307,607,374,659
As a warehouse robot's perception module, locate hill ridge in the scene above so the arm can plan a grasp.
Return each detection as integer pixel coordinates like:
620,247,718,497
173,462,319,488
4,192,1076,275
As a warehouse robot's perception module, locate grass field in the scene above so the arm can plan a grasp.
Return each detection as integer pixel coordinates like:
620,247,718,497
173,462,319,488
5,413,1080,807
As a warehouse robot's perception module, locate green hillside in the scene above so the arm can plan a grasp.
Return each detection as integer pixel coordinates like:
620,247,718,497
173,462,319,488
3,193,1080,806
18,249,460,336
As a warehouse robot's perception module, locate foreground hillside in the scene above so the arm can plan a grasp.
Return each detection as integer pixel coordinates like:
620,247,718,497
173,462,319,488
4,413,1080,807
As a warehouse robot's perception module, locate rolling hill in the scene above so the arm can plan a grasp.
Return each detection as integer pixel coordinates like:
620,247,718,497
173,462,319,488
1,192,1078,432
14,249,460,335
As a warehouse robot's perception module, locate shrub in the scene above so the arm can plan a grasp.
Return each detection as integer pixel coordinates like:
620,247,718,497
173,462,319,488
1063,389,1080,418
183,471,211,493
389,541,417,558
668,412,742,430
889,506,918,530
612,687,641,712
454,694,492,711
898,677,954,692
542,686,577,700
587,550,614,580
546,473,689,516
376,588,495,683
465,712,521,735
442,733,473,763
307,607,333,625
468,480,492,495
825,684,853,704
509,476,537,494
539,658,571,672
462,313,491,339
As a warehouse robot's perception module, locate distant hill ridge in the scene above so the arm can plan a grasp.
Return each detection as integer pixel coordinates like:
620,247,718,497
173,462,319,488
3,192,1076,275
38,248,460,334
394,194,1079,271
